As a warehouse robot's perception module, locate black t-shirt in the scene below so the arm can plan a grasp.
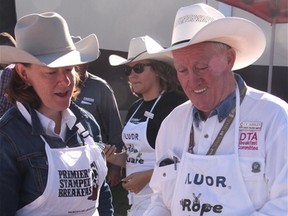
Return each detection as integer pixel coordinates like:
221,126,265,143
124,91,187,149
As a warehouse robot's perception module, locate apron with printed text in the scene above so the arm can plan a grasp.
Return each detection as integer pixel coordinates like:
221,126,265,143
15,103,107,216
122,95,162,216
171,86,255,216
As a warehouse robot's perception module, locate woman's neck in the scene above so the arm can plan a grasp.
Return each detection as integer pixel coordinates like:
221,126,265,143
38,107,62,134
142,86,163,101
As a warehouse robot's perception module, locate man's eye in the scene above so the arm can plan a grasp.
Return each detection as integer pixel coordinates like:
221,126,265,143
194,64,209,73
197,66,208,71
176,68,187,73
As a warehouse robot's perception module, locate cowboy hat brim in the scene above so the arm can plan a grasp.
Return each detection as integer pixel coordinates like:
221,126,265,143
109,52,173,66
0,34,99,68
109,35,174,66
155,17,266,70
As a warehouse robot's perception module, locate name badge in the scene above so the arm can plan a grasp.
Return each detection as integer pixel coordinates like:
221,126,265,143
144,111,154,119
239,121,262,131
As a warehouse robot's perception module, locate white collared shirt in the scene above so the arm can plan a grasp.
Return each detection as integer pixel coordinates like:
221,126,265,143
36,109,76,140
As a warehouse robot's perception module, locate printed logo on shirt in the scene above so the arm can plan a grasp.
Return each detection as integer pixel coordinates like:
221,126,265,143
87,161,100,200
239,131,259,151
58,161,100,200
179,193,223,215
81,97,94,105
126,144,144,164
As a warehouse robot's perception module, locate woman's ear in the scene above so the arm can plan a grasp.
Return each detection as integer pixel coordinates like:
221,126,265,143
15,63,28,81
15,63,32,86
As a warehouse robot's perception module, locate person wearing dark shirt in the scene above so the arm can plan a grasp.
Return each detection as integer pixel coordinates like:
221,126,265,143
106,35,187,216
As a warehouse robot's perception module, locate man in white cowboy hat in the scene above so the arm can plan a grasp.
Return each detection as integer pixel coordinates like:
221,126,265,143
143,3,288,216
0,12,113,216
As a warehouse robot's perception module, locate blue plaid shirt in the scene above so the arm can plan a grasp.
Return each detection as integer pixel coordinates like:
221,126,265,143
0,65,14,117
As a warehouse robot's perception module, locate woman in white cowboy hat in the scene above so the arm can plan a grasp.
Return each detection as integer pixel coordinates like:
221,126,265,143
105,35,187,216
143,3,288,216
0,12,110,216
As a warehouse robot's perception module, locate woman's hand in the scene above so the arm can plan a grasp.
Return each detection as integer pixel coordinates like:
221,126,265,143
121,170,153,194
104,144,117,162
104,144,127,167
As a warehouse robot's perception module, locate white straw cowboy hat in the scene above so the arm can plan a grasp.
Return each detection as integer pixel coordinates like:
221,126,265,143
154,3,266,70
0,12,99,68
109,35,173,66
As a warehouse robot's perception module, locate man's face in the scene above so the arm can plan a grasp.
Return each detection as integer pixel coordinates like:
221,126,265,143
173,42,236,117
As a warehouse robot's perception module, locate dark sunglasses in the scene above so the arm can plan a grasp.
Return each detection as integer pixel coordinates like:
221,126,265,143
124,63,151,76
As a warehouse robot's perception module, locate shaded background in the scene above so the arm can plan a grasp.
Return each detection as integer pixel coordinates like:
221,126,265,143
0,0,16,37
1,0,287,118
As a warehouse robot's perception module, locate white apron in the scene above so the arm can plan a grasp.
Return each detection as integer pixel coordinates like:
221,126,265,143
16,103,107,216
123,95,162,216
171,86,255,215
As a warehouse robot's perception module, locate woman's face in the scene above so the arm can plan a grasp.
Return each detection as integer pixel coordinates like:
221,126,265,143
16,64,76,117
126,60,161,100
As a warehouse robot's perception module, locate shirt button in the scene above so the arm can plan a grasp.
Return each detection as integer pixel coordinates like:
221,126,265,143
204,134,209,138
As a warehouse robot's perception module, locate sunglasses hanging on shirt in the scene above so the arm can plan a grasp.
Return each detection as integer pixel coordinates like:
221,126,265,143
124,63,152,76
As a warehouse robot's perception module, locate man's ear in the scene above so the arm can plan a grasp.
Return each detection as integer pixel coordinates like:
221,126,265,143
226,48,236,69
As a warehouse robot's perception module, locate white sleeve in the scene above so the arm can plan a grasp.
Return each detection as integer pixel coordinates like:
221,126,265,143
144,102,192,216
251,109,288,215
255,128,288,215
143,117,175,216
143,192,171,216
143,147,174,215
144,102,192,215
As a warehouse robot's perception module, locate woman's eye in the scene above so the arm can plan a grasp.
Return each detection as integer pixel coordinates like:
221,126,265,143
47,71,56,75
66,67,74,73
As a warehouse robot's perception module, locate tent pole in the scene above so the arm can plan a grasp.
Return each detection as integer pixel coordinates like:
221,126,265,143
267,20,276,93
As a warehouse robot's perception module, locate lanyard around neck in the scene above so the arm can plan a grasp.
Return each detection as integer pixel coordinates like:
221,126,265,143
188,84,247,155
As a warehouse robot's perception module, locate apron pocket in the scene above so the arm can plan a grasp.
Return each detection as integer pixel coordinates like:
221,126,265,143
150,160,179,209
239,157,268,209
239,157,265,181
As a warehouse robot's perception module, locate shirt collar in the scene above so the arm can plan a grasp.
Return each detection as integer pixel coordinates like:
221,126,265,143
36,109,76,140
192,74,245,127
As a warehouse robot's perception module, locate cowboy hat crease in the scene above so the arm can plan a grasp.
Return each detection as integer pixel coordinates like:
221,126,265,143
109,35,173,66
0,12,99,68
148,3,266,70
